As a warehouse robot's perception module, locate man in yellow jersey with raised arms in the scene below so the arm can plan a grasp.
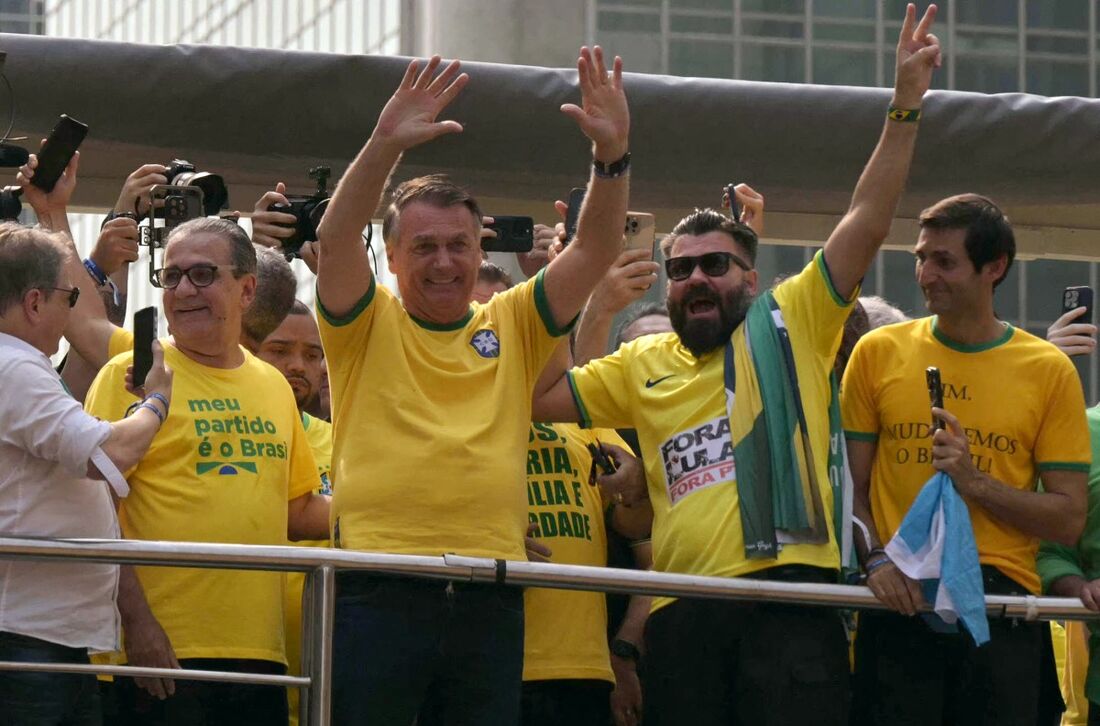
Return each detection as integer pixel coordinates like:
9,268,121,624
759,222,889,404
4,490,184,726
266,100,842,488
315,49,632,724
533,6,942,724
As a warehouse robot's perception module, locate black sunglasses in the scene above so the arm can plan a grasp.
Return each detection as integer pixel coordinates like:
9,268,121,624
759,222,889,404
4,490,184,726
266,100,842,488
152,264,231,290
49,286,80,308
664,251,752,282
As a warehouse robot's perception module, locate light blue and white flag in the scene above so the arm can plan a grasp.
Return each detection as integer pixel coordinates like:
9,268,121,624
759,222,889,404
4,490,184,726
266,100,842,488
884,471,989,646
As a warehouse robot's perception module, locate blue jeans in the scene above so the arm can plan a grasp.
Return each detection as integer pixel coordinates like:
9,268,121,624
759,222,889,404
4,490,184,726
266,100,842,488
332,574,524,725
0,631,102,726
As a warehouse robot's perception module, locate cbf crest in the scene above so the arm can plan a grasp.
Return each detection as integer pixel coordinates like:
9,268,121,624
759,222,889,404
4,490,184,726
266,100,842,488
470,329,500,358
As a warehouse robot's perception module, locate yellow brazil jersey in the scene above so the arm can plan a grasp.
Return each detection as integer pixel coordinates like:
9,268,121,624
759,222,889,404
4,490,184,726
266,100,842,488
568,251,853,611
523,422,623,684
842,317,1090,594
287,412,332,726
84,340,318,664
317,269,569,561
108,325,132,361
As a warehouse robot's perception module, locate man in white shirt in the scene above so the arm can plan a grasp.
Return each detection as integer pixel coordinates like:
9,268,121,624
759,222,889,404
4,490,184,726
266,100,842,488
0,222,172,726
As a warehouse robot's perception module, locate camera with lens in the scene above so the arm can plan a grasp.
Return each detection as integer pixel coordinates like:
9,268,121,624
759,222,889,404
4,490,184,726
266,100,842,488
164,159,228,216
267,166,332,258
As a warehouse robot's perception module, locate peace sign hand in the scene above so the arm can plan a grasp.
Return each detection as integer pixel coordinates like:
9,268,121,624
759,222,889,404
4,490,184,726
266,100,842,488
893,3,942,110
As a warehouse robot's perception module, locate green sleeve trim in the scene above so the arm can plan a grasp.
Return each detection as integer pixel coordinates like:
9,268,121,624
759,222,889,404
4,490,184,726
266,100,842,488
566,371,592,429
815,250,855,308
534,268,578,338
316,275,375,327
1037,461,1091,473
844,430,878,442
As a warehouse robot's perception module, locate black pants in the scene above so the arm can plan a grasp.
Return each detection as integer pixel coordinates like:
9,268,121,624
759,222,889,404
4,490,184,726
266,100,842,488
104,659,287,726
852,567,1060,726
642,566,850,726
0,631,102,726
521,679,612,726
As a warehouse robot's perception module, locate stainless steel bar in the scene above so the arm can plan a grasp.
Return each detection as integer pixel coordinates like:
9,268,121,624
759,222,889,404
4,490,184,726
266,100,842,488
0,537,1095,620
309,565,335,726
0,661,308,686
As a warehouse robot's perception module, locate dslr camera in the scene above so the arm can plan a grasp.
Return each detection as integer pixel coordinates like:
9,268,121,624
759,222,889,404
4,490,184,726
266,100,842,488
164,159,228,216
267,166,332,258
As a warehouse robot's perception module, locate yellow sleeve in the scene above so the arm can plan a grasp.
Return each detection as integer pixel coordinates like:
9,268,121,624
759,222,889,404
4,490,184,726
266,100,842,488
1035,355,1092,473
493,268,577,386
840,334,880,442
108,327,134,362
287,404,320,501
566,344,632,430
315,275,380,380
773,250,858,359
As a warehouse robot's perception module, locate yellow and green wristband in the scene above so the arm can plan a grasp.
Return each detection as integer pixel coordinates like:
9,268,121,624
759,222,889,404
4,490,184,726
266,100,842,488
887,105,921,122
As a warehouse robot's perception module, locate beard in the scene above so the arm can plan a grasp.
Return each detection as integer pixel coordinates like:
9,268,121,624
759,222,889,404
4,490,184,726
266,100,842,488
669,280,754,357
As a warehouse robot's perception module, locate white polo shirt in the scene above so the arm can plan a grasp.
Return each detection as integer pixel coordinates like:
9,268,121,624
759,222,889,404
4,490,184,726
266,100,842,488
0,332,121,652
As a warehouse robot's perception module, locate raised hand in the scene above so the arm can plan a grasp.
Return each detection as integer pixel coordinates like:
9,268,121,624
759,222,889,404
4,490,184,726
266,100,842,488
1048,306,1097,357
17,146,79,218
114,163,169,216
560,46,630,162
250,182,296,250
92,215,140,275
373,56,469,152
894,3,942,109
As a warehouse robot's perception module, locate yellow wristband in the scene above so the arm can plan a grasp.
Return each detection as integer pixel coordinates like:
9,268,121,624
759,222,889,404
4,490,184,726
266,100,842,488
887,106,921,122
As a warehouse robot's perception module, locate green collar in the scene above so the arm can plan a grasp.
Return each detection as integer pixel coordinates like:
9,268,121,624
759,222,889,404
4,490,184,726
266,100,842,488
410,307,474,331
931,316,1014,353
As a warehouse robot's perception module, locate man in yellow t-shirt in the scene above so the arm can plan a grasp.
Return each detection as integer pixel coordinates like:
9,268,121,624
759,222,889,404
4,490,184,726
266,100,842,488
842,194,1090,725
84,218,330,726
522,421,648,725
314,52,632,724
532,12,942,724
256,300,332,726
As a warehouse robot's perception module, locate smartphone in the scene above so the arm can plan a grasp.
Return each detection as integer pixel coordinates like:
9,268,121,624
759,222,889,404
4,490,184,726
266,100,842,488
624,212,657,258
32,115,89,193
481,215,534,253
133,306,158,388
587,442,618,476
926,366,944,433
1062,286,1094,323
722,183,743,224
564,187,586,246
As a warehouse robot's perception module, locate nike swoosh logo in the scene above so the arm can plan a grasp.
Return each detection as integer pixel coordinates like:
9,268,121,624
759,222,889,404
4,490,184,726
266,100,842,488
645,375,675,388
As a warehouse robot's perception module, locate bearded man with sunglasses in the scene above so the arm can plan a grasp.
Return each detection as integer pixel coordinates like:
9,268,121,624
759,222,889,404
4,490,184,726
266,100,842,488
533,5,942,724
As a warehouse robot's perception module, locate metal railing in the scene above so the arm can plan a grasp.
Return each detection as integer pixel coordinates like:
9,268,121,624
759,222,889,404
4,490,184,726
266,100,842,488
0,535,1095,724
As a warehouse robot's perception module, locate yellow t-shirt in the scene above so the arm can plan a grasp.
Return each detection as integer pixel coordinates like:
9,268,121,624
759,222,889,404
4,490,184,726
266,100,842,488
287,412,333,726
523,422,622,684
317,269,568,560
841,317,1091,594
568,251,853,610
108,325,132,361
84,341,318,663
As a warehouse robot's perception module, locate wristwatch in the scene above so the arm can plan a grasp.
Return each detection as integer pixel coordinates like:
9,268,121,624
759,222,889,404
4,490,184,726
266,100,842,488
610,638,641,663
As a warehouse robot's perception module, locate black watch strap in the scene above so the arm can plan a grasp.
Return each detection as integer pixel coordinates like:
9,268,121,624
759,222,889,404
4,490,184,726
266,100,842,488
593,152,631,178
610,638,641,662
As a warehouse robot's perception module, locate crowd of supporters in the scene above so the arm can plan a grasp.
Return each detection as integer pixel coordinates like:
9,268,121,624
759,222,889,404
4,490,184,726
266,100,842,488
4,3,1100,725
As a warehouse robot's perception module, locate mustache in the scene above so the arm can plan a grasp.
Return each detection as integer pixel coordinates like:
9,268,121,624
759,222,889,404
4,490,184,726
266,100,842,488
681,284,721,306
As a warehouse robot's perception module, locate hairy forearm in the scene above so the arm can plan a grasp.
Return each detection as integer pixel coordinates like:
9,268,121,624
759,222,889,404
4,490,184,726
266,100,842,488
847,119,919,241
317,137,400,250
573,303,615,367
94,408,162,477
965,476,1084,546
117,565,156,627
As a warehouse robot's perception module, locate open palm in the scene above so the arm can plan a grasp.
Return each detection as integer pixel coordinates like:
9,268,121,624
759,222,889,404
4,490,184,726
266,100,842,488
561,46,630,161
374,56,469,151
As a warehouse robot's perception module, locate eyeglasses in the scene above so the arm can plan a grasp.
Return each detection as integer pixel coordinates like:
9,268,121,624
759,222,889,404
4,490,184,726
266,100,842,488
664,251,751,282
152,264,231,290
49,286,80,308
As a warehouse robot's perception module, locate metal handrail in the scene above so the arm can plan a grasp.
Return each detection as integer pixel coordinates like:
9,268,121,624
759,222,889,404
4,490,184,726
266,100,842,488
0,535,1095,725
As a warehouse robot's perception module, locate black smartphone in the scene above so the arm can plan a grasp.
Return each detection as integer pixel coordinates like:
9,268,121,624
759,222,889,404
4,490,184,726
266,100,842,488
133,306,158,388
32,115,89,193
587,441,618,476
564,187,586,246
926,366,944,433
1062,286,1094,323
722,183,743,224
482,215,534,253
